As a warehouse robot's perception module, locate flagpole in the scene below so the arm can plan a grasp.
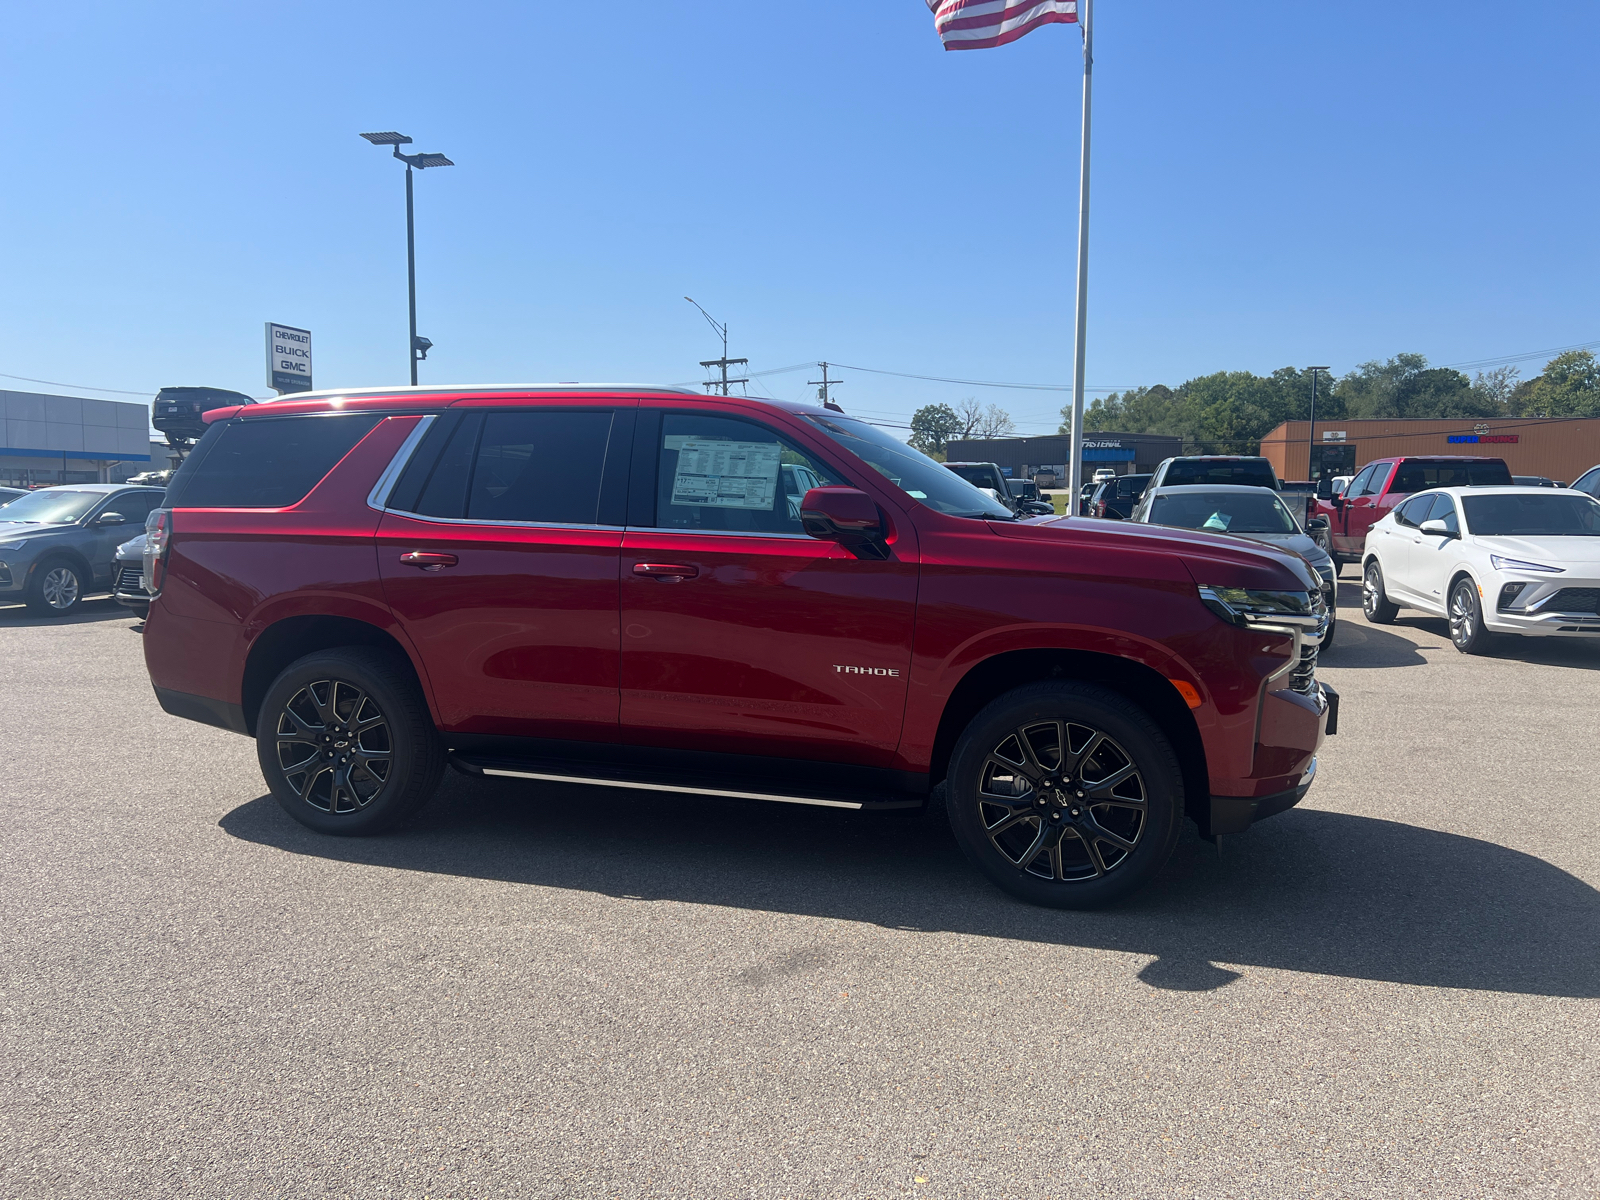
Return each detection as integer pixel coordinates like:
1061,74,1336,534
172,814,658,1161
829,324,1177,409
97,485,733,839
1067,0,1093,512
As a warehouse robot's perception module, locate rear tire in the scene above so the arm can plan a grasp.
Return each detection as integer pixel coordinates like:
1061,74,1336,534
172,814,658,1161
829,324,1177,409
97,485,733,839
256,648,444,836
1362,560,1399,624
25,559,85,616
1449,577,1494,655
946,682,1183,909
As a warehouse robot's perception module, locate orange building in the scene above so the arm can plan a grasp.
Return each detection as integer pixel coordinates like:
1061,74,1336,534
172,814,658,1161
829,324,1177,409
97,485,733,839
1260,417,1600,485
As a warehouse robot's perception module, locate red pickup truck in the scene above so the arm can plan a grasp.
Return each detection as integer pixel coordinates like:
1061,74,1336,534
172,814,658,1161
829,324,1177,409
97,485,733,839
1316,455,1512,566
141,387,1335,909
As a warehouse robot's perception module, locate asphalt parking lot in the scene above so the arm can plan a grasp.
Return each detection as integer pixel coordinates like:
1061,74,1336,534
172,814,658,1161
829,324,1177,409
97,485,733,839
3,586,1598,1199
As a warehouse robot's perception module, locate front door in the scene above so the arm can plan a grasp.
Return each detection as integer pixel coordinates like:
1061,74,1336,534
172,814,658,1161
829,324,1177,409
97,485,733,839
1335,463,1389,557
1407,494,1461,610
376,407,632,742
619,409,919,767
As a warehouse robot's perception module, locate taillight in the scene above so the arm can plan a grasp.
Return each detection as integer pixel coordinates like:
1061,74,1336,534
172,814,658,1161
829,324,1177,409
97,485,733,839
1093,500,1106,517
144,509,171,595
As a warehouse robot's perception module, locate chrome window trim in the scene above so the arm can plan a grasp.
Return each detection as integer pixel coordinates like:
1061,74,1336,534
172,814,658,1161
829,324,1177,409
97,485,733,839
377,512,615,533
625,525,814,541
366,414,437,512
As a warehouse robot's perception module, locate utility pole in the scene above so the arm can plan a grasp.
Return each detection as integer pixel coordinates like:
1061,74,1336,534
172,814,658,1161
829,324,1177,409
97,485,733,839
1306,366,1331,481
809,362,842,409
685,297,748,395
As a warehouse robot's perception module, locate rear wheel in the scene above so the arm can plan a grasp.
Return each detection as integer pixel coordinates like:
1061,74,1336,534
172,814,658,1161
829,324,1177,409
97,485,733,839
256,648,444,835
25,559,85,616
946,682,1183,909
1449,577,1494,655
1362,560,1398,624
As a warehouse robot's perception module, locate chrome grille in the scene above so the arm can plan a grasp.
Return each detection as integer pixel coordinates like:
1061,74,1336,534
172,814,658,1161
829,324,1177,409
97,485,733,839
1290,642,1318,695
114,562,147,595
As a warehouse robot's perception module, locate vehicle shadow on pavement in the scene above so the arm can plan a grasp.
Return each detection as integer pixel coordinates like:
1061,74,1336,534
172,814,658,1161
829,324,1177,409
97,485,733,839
220,778,1600,1000
0,599,133,626
1314,619,1428,668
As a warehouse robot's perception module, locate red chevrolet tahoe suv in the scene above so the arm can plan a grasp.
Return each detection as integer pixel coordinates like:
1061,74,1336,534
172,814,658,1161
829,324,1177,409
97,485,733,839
142,386,1335,908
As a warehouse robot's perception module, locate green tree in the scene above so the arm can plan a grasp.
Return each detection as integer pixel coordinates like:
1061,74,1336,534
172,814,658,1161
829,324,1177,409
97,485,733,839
1514,350,1600,417
1335,355,1501,419
908,403,962,459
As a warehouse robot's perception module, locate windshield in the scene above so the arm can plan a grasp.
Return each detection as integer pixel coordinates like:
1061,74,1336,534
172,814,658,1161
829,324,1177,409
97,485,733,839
1162,460,1277,488
1463,492,1600,536
1148,490,1299,534
0,489,102,524
805,415,1014,519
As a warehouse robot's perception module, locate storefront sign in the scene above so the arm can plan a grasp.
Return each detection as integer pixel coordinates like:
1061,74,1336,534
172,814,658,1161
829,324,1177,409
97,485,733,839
1321,430,1346,441
1447,434,1520,444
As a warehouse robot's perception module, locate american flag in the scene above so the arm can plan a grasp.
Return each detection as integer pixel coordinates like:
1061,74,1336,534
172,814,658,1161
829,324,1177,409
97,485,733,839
926,0,1079,51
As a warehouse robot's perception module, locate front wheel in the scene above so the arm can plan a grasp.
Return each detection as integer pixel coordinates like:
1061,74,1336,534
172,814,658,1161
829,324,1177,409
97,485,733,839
256,648,445,835
25,560,85,616
1362,560,1399,624
946,682,1183,909
1449,578,1494,655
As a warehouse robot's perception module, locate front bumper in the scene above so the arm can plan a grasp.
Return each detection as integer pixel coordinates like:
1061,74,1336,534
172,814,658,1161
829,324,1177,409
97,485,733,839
1205,681,1337,837
1487,577,1600,635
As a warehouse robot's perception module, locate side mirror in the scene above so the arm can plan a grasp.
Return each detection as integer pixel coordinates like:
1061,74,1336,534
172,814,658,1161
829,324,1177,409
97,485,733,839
96,511,126,526
1316,478,1333,500
800,487,889,560
1306,516,1329,531
1420,518,1455,538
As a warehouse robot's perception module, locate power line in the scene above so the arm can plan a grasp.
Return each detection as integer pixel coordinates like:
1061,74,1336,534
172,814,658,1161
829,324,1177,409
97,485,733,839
829,362,1132,393
0,371,152,397
1442,337,1600,373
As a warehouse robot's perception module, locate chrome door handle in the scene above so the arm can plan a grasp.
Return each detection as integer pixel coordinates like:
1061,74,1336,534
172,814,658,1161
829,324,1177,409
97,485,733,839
400,551,459,571
632,562,698,581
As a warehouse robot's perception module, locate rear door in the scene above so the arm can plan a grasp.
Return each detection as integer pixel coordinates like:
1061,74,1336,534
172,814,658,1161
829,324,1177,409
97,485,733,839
375,405,632,742
618,408,919,766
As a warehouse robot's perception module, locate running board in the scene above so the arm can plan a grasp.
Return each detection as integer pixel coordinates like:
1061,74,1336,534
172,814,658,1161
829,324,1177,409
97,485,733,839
448,752,923,812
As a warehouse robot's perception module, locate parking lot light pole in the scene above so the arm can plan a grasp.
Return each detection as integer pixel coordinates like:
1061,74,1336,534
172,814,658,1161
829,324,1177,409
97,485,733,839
360,132,455,385
1306,366,1331,480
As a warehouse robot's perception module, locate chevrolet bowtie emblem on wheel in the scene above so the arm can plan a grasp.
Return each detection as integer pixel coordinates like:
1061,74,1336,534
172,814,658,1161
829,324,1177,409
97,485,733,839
834,665,901,676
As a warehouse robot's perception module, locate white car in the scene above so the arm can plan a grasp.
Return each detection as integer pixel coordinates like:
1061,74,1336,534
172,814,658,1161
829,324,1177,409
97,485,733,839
1360,485,1600,653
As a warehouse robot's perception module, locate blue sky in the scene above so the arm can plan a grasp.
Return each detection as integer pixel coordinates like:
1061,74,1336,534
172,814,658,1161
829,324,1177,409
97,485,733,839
3,1,1597,435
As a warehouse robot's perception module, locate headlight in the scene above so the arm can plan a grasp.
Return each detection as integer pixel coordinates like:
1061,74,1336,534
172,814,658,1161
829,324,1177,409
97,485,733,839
1489,554,1564,574
1198,585,1319,627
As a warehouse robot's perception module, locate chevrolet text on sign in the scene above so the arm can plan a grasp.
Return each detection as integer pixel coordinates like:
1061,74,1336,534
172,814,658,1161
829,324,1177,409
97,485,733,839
266,323,313,394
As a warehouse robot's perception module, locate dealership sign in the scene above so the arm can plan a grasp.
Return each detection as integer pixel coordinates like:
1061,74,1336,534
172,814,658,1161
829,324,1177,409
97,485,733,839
1447,434,1519,444
266,322,313,394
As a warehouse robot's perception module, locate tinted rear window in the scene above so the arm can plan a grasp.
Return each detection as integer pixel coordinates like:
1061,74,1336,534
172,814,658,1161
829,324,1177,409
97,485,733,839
1163,461,1276,488
1392,460,1511,492
165,415,381,508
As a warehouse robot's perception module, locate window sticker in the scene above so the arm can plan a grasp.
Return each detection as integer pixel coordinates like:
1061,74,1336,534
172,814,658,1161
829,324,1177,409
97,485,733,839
671,439,782,510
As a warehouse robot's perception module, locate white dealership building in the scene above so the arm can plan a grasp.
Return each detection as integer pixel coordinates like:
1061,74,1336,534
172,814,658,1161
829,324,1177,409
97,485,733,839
0,389,160,487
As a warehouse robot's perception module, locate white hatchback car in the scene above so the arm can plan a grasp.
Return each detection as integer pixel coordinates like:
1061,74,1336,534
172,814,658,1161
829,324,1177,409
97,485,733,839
1361,486,1600,652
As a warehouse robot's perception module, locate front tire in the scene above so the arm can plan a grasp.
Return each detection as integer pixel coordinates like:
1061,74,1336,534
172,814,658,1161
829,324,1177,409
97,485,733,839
1449,577,1494,655
256,648,444,835
25,559,85,616
946,682,1183,909
1362,560,1399,624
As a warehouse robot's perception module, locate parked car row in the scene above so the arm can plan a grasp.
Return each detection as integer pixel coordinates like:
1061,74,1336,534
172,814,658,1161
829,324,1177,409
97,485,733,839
0,484,164,615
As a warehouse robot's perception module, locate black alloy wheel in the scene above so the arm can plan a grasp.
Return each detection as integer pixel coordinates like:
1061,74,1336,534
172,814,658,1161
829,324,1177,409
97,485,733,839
946,682,1182,909
257,648,444,835
1362,560,1399,624
25,559,85,616
1448,577,1493,655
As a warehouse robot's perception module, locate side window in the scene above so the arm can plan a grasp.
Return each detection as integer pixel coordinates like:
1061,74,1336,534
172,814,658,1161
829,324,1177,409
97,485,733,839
653,413,842,534
107,492,158,526
467,411,614,525
1573,467,1600,498
1394,494,1430,528
165,415,382,508
1345,465,1377,499
1428,494,1459,534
